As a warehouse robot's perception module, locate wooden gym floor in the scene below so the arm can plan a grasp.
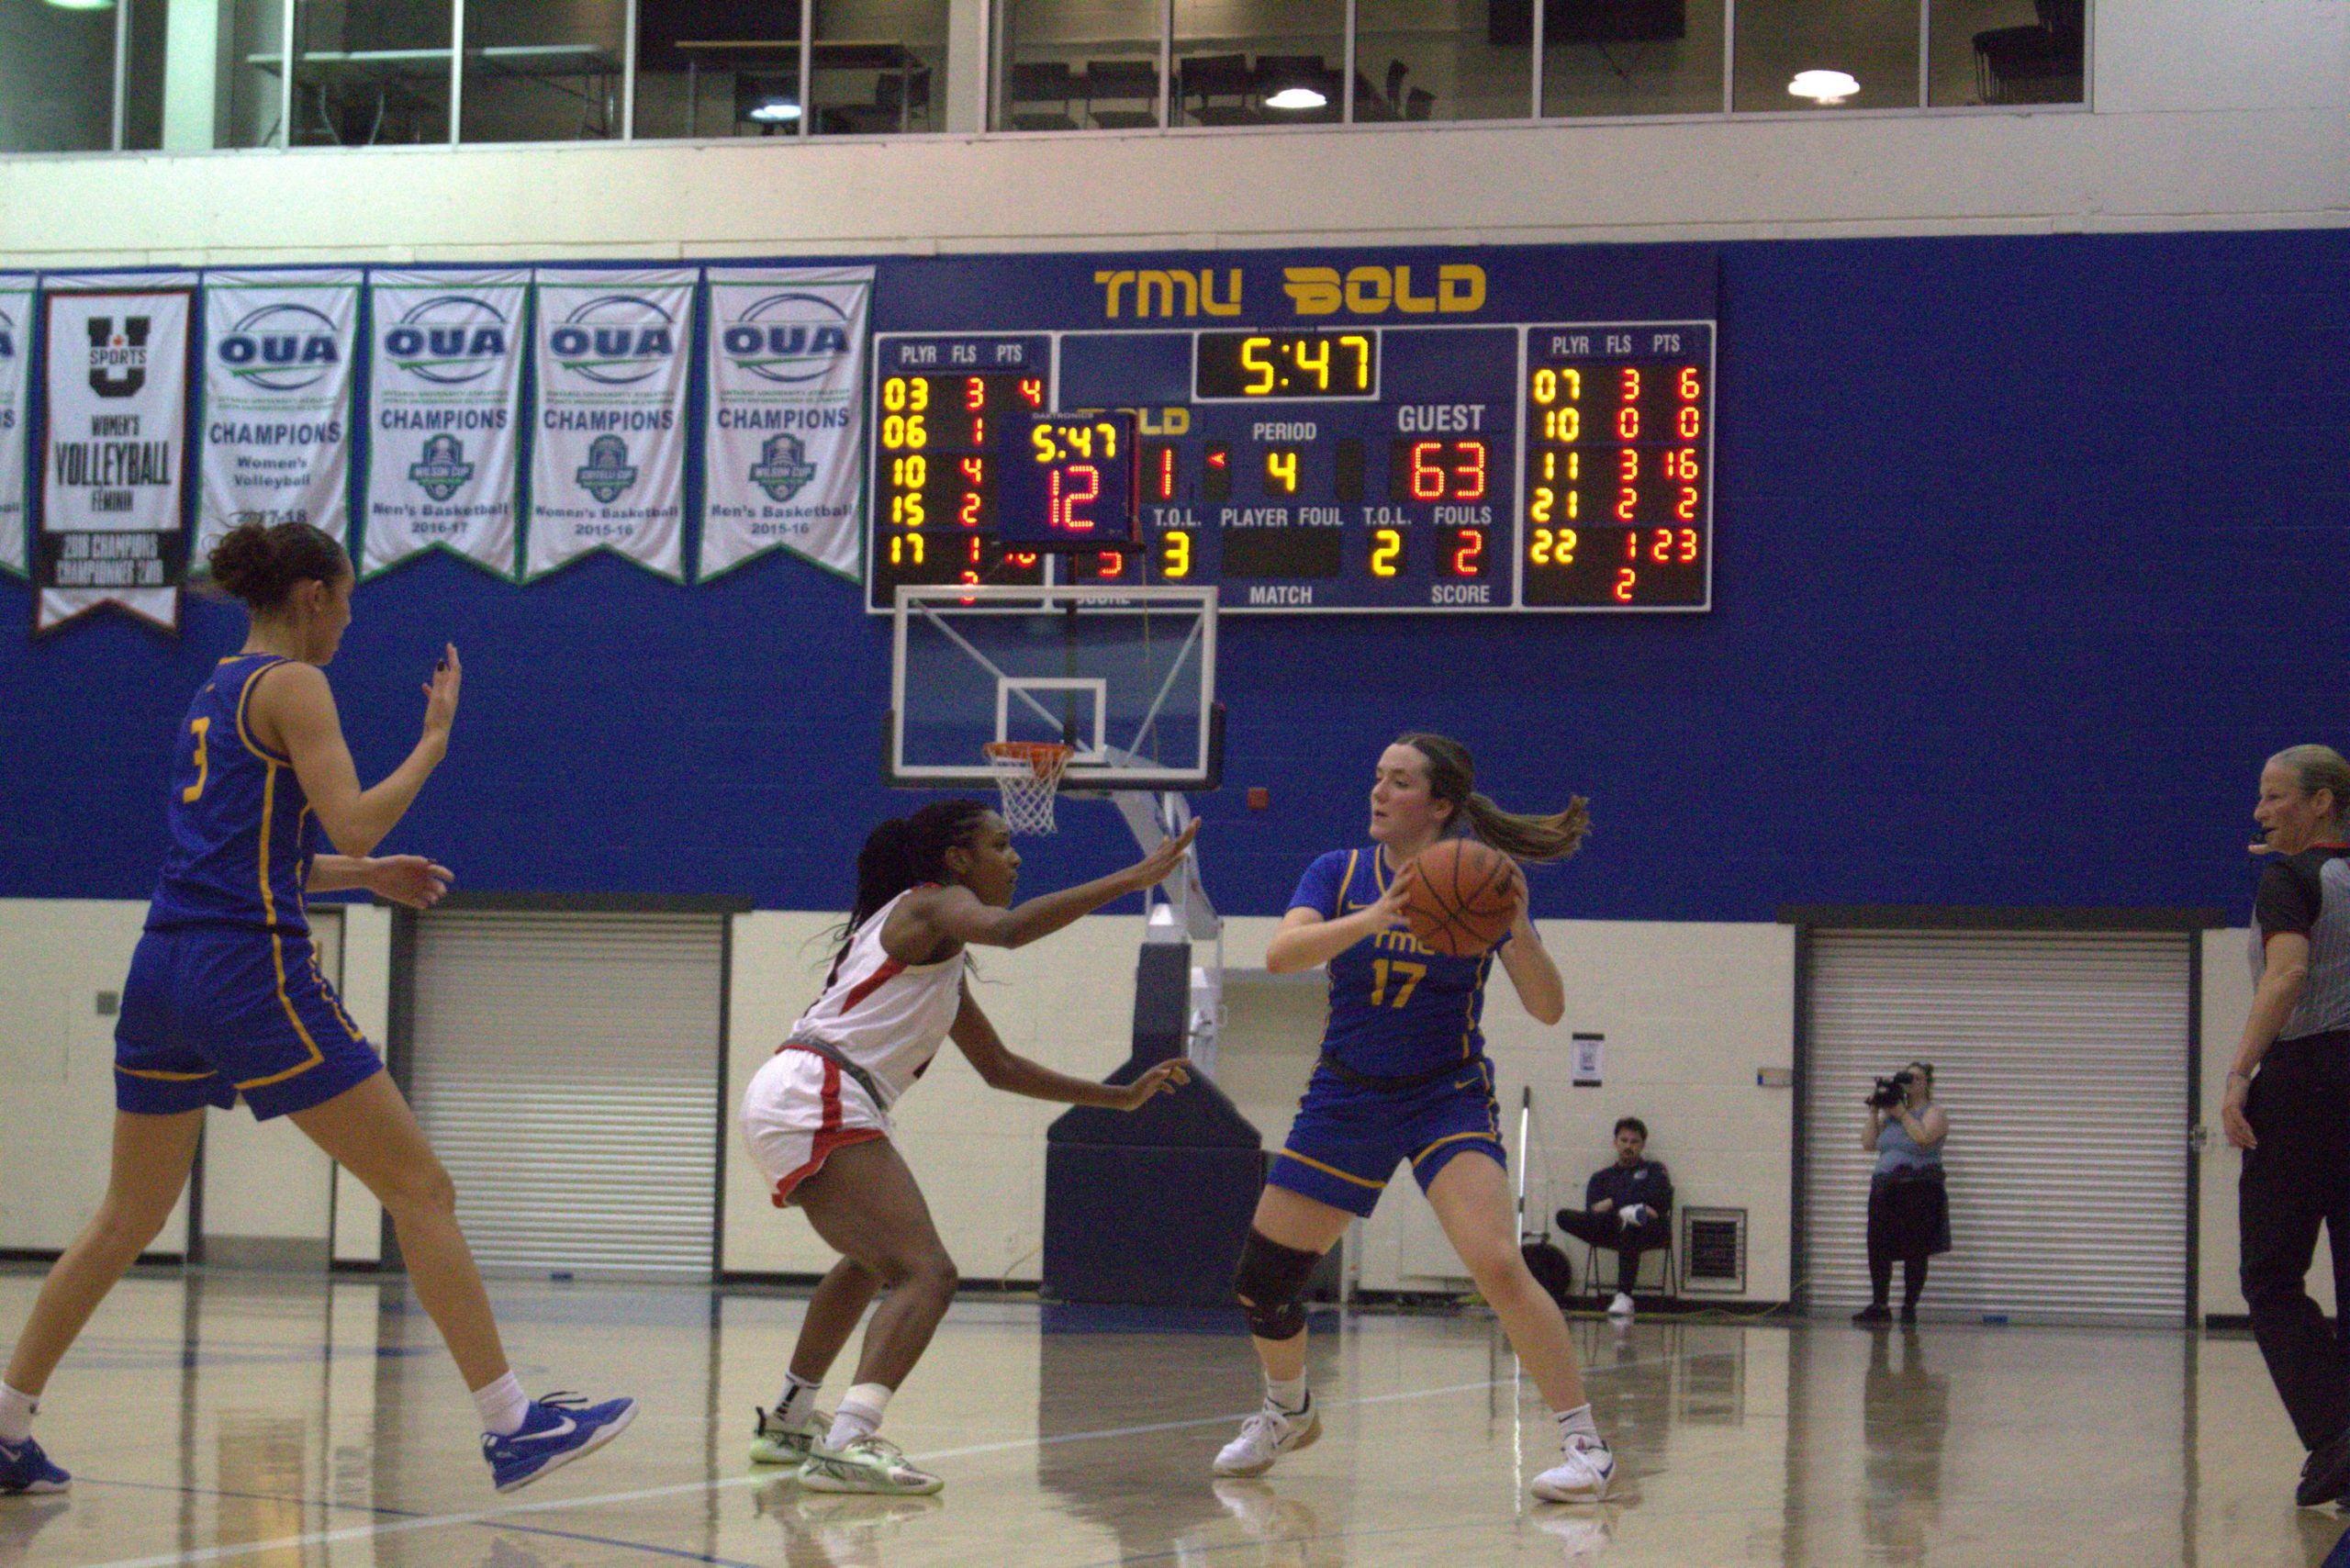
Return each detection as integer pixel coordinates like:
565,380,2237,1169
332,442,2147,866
1,1268,2342,1567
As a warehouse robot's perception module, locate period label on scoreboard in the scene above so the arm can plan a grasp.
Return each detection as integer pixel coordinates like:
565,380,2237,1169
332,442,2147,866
863,246,1718,613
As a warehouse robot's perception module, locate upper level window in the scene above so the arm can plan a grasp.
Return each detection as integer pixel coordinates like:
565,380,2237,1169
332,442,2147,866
3,0,2084,160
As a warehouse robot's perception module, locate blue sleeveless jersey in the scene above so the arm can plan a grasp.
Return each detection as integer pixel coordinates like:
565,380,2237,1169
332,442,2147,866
146,655,320,935
1289,846,1504,1078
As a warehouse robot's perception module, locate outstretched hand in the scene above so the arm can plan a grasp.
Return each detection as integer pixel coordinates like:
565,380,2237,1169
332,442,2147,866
1113,1057,1192,1112
420,644,463,744
368,856,454,910
1120,820,1201,893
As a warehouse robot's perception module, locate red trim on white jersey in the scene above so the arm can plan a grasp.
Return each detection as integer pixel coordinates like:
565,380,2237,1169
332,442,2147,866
787,888,963,1109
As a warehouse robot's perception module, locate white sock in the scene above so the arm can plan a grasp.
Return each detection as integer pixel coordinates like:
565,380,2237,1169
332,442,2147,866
0,1383,36,1445
1556,1403,1599,1446
825,1383,892,1450
1264,1372,1308,1416
778,1372,822,1428
472,1372,531,1438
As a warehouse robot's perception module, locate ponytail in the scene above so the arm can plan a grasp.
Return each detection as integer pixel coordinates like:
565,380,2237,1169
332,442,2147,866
206,520,349,614
1396,732,1590,863
834,799,993,966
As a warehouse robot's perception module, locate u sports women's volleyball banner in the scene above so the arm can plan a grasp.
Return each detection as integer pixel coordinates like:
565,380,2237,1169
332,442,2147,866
700,265,872,581
197,271,359,562
38,286,193,633
363,269,528,579
0,274,30,578
527,267,694,580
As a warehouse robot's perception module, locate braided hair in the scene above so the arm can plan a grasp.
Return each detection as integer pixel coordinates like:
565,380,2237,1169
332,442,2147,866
833,800,995,969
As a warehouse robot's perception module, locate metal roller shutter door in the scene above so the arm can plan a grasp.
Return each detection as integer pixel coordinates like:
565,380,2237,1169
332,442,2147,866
1802,930,2191,1327
408,910,723,1277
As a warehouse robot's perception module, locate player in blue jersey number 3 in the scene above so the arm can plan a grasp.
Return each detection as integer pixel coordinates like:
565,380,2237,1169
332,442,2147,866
1214,734,1617,1503
0,522,632,1499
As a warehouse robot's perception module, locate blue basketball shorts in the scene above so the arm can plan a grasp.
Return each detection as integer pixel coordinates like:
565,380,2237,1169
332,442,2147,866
114,925,384,1121
1267,1057,1505,1218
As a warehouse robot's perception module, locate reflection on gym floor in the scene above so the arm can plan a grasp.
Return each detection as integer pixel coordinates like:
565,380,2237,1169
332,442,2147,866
0,1267,2342,1566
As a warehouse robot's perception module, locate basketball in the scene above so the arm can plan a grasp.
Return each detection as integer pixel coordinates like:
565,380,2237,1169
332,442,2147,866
1402,838,1522,957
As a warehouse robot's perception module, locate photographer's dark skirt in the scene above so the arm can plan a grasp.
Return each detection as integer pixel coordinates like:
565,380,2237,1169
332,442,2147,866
1867,1167,1952,1259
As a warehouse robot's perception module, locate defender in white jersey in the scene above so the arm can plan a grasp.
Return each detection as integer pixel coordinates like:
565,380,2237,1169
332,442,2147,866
741,799,1197,1495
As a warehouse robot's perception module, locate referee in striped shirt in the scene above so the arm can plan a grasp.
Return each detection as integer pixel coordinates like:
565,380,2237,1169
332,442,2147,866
2224,744,2350,1507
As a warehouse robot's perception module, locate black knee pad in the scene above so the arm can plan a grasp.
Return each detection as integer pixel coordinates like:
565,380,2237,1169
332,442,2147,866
1234,1229,1324,1340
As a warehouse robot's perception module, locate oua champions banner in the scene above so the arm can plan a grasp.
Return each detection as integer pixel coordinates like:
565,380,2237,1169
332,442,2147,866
38,286,193,633
197,271,359,560
527,267,694,580
364,269,528,578
700,265,872,581
0,274,31,577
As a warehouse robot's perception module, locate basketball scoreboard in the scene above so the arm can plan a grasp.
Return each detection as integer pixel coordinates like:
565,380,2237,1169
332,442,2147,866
865,319,1715,613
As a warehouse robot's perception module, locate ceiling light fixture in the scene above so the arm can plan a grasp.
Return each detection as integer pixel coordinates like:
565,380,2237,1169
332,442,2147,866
1263,85,1328,112
748,98,802,123
1787,70,1859,105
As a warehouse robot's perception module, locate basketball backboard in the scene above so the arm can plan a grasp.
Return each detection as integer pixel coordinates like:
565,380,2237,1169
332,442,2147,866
886,585,1221,795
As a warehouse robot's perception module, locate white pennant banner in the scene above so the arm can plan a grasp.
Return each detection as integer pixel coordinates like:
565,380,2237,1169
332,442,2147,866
38,287,193,633
700,265,872,581
362,269,528,579
526,267,694,580
0,274,31,577
196,271,359,561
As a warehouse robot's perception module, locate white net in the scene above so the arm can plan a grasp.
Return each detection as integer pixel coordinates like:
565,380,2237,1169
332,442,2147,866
982,742,1076,835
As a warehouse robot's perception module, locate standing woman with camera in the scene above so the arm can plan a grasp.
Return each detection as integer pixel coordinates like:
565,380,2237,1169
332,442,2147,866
1855,1063,1950,1325
2223,745,2350,1507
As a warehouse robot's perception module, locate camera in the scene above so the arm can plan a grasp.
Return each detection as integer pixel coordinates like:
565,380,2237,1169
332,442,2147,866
1867,1070,1915,1110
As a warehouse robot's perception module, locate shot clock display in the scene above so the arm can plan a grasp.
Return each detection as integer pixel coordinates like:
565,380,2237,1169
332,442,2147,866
864,317,1713,612
999,413,1141,550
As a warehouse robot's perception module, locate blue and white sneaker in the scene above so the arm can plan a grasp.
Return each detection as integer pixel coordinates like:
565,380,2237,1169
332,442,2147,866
482,1394,637,1494
0,1435,69,1495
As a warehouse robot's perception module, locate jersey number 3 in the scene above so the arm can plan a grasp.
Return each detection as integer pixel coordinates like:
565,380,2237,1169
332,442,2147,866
182,717,211,803
1369,958,1425,1008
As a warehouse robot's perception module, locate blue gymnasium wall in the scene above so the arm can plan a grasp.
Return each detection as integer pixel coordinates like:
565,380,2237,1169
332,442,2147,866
1,229,2342,923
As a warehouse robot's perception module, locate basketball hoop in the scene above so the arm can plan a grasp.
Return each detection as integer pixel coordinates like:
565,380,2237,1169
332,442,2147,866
982,741,1076,835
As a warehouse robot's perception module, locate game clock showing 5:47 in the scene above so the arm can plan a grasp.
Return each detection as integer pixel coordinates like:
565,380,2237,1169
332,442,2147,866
864,320,1713,613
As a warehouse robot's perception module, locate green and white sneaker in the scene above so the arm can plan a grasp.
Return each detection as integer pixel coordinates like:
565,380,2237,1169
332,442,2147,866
750,1406,828,1468
798,1434,943,1496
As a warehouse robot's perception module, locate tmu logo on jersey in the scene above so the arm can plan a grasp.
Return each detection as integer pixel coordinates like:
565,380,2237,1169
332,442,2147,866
216,303,341,392
88,317,151,399
548,294,677,386
382,295,511,386
719,292,853,386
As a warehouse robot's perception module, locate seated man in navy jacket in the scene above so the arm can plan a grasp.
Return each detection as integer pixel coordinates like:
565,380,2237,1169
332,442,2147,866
1554,1116,1674,1318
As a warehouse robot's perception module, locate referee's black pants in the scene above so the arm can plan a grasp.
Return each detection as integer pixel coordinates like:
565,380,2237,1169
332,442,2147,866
2240,1031,2350,1450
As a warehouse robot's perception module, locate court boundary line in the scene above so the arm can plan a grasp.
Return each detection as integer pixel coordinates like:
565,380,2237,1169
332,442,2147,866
81,1352,1680,1568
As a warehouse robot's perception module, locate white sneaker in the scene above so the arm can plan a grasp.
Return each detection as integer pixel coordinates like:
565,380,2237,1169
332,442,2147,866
1211,1403,1320,1477
1606,1292,1635,1319
1532,1432,1617,1503
798,1434,943,1495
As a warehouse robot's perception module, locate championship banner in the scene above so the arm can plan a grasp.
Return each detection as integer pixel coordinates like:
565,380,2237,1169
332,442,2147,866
0,274,31,577
197,270,359,560
700,265,873,581
38,288,192,633
526,267,694,580
362,269,528,579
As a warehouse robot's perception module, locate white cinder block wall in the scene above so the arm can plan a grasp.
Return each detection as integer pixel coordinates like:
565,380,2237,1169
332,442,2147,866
0,905,2279,1319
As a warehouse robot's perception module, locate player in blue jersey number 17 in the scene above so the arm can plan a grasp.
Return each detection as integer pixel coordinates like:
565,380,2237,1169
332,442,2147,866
1214,733,1616,1504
